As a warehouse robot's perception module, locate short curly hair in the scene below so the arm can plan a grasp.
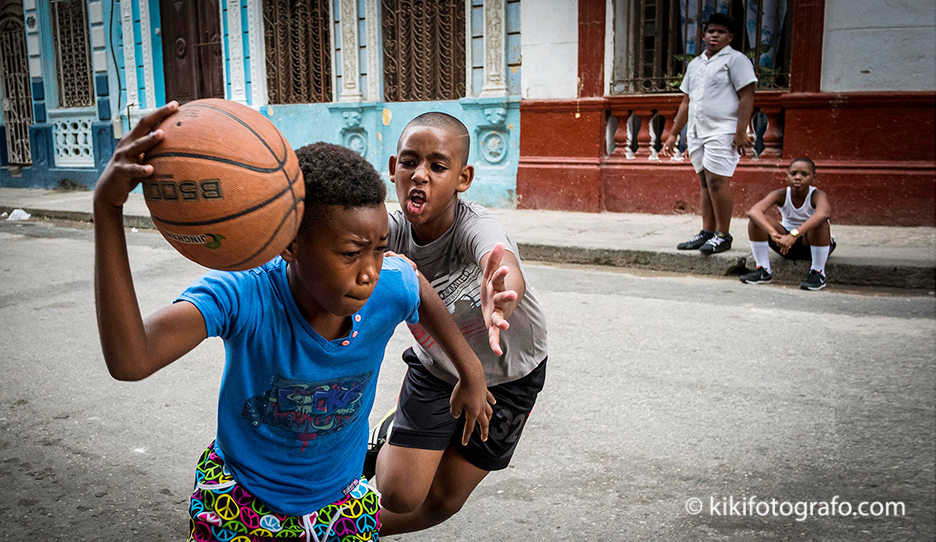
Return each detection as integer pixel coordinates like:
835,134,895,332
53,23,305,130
294,142,386,234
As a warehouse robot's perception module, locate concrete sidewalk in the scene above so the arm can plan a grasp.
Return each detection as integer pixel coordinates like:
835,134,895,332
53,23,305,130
1,187,933,289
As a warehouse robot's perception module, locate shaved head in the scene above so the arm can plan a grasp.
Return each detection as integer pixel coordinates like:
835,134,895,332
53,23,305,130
400,112,470,167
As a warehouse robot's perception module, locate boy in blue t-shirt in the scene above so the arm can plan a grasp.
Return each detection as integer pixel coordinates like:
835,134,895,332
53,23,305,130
93,103,492,541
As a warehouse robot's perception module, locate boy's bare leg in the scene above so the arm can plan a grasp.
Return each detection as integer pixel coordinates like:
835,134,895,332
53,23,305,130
703,169,733,234
698,170,716,232
379,447,488,535
804,220,832,247
748,214,784,242
375,444,445,514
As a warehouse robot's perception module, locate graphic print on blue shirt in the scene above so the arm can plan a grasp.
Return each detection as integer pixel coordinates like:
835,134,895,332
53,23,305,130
241,371,373,452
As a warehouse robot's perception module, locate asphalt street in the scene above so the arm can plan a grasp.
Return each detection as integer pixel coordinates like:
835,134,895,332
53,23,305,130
0,219,933,541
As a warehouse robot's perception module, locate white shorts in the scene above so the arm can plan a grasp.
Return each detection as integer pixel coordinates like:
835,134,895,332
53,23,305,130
687,132,741,177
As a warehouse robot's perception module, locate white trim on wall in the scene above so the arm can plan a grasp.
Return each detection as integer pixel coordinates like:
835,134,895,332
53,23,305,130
138,0,156,109
227,0,247,102
248,0,267,106
365,0,380,101
479,0,507,97
120,0,138,113
465,0,472,96
338,0,363,101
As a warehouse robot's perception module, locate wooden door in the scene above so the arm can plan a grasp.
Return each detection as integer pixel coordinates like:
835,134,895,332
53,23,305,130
159,0,223,103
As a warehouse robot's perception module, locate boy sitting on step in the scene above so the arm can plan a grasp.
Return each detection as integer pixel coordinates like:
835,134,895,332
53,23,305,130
741,157,836,290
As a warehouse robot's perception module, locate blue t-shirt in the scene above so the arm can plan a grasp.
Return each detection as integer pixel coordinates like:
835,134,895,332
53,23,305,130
177,256,420,515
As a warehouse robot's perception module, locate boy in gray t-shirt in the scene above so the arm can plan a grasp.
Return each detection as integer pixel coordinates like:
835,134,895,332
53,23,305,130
372,112,548,535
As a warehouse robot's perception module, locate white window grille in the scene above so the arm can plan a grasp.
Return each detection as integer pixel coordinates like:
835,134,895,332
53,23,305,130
53,117,94,166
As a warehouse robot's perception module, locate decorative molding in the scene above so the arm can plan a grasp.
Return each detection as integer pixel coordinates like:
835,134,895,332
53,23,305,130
476,107,509,164
120,0,139,114
52,116,95,166
227,0,247,102
338,0,363,101
247,0,266,106
138,0,156,108
364,0,379,101
479,0,506,97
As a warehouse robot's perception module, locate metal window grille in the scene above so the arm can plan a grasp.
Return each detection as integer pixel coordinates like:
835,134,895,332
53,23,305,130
382,0,466,102
0,12,33,165
620,0,791,93
264,0,332,104
51,0,94,107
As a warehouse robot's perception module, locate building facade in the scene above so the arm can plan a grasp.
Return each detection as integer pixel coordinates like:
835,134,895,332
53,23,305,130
1,0,523,208
517,0,936,225
3,0,933,225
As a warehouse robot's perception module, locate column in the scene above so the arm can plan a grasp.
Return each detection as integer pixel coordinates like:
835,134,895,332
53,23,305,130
338,0,364,102
479,0,507,97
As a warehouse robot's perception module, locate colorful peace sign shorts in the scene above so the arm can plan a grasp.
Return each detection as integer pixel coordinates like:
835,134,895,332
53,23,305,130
189,442,380,542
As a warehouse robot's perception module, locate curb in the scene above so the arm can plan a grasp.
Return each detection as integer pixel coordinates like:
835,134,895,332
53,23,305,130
4,205,933,290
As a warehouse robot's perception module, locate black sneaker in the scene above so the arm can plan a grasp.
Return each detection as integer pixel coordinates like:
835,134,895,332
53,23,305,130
677,230,715,250
363,407,396,480
699,232,732,254
740,267,772,284
800,270,827,291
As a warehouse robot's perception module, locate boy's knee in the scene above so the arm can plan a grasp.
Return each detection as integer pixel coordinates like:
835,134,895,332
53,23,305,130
746,217,760,234
379,486,425,514
707,174,730,190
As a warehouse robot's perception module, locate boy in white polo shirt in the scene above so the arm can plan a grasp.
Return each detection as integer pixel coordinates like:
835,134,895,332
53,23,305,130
662,12,757,254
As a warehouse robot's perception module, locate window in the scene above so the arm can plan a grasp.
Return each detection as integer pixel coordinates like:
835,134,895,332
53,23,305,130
264,0,332,104
0,7,33,165
382,0,466,102
613,0,791,94
51,0,94,107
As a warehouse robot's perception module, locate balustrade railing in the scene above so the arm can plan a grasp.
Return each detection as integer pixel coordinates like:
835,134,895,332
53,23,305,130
605,92,784,163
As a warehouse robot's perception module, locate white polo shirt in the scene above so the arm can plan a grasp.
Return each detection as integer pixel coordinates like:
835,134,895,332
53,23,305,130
680,46,757,137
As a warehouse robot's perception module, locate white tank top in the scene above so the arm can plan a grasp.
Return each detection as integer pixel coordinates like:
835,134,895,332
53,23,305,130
779,186,817,230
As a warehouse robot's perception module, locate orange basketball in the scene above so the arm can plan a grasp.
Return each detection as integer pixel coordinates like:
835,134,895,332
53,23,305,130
142,99,304,271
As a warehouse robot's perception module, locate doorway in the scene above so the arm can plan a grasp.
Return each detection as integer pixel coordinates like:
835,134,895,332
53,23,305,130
0,0,33,165
158,0,224,103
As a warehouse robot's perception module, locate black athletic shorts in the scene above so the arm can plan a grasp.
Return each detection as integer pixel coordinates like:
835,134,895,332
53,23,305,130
388,347,547,471
768,227,836,261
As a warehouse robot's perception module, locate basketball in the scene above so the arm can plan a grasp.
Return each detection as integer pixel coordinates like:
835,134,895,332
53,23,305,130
142,99,304,271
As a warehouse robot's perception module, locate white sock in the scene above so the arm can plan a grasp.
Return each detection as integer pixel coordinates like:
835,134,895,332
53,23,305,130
811,245,830,275
750,241,771,273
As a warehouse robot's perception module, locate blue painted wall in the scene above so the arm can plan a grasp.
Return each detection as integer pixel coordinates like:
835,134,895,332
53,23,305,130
3,0,522,206
263,96,520,208
0,0,118,188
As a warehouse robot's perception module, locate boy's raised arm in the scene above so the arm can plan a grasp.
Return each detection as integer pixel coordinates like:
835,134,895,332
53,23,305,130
94,102,207,381
413,270,495,446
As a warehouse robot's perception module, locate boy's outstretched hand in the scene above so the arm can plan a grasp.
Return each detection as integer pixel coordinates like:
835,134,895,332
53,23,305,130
450,372,496,445
94,101,178,208
481,243,518,356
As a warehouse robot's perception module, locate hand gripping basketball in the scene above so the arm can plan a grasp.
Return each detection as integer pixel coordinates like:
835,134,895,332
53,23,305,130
143,99,304,271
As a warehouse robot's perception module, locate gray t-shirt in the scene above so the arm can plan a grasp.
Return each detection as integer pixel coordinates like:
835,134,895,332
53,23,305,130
388,199,548,386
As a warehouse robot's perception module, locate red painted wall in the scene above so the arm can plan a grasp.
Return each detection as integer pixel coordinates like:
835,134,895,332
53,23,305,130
516,0,934,225
517,93,936,225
